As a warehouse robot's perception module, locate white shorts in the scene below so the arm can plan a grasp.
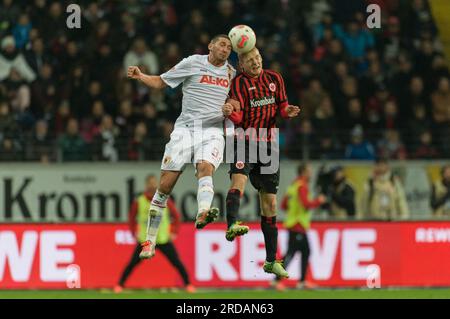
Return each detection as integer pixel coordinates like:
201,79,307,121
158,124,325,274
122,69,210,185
160,127,225,171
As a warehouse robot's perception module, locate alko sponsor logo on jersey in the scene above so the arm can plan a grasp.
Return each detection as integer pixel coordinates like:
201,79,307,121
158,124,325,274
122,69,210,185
199,75,229,88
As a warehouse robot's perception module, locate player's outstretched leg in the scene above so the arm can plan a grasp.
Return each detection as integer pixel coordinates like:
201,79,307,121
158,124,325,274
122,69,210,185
260,193,288,278
225,189,249,241
195,162,219,229
140,191,169,259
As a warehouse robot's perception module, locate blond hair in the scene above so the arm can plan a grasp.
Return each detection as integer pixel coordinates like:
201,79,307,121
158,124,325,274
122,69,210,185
238,47,259,62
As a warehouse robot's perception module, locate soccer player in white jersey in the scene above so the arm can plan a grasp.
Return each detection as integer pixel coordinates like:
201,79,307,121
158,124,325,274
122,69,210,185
127,35,235,259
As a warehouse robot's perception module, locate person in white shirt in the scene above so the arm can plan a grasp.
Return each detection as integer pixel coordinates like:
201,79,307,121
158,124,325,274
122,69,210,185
0,36,36,82
123,37,159,75
127,34,235,259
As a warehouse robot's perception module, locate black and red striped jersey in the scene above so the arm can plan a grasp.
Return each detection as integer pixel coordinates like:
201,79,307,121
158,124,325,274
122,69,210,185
228,69,290,140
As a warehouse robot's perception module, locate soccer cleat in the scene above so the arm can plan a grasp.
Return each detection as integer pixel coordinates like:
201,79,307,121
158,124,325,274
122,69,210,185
195,207,219,229
297,281,318,290
185,284,196,293
139,240,156,259
275,282,286,291
113,285,123,293
263,260,289,279
225,221,249,241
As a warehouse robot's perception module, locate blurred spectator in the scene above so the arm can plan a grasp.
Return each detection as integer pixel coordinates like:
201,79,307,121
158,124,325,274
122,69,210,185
58,118,87,162
365,84,394,140
407,103,432,148
381,100,402,132
399,75,428,120
286,119,315,159
180,10,207,55
142,103,160,137
315,135,342,160
53,101,72,137
377,129,408,160
414,39,436,81
380,16,404,65
360,60,387,102
115,13,137,56
335,76,358,119
323,41,348,72
390,54,414,115
344,125,376,160
40,2,65,42
312,96,336,139
431,77,450,156
80,100,105,143
0,0,20,36
342,98,365,134
123,38,159,75
79,80,106,118
412,130,440,159
24,37,51,75
127,122,151,161
0,137,20,161
26,119,54,162
404,0,437,40
361,158,409,220
64,65,89,117
0,101,18,141
329,166,355,218
92,114,119,162
31,63,58,117
4,68,31,114
0,36,36,82
302,79,328,119
431,77,450,124
12,13,32,49
430,165,450,217
333,19,375,64
313,12,334,45
209,0,238,37
430,55,450,88
116,99,136,137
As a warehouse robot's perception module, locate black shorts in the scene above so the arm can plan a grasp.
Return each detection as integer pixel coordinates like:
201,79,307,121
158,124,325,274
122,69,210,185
228,138,280,194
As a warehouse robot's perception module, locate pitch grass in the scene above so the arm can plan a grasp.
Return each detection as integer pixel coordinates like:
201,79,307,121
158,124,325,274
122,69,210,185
1,288,450,299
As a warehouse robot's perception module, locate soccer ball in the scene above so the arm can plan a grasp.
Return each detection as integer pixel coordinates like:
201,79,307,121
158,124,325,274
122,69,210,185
228,25,256,54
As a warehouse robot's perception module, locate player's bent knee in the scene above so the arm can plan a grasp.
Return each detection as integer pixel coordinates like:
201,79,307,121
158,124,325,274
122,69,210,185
196,161,215,177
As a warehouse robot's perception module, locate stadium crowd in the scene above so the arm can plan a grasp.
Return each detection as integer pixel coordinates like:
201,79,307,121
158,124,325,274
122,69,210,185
0,0,449,162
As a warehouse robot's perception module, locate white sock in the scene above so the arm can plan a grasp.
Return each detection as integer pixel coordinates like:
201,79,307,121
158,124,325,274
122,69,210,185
145,191,169,243
197,176,214,215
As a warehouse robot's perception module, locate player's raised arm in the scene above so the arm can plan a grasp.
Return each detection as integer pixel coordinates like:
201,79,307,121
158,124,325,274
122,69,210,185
127,66,167,89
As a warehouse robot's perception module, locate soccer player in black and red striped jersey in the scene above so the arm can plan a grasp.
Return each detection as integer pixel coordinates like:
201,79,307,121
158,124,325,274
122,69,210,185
222,47,300,278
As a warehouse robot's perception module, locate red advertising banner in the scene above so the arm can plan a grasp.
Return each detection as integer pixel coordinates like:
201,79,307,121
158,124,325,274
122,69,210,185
1,222,450,289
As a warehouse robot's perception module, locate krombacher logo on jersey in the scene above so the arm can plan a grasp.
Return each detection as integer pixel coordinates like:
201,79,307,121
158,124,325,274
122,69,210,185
250,96,275,108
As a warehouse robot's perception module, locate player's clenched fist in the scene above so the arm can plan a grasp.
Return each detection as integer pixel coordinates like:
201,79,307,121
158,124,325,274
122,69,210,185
222,103,233,117
127,66,141,79
286,105,301,118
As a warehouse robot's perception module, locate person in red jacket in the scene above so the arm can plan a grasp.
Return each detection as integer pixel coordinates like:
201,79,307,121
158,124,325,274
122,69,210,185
275,163,326,290
114,175,195,293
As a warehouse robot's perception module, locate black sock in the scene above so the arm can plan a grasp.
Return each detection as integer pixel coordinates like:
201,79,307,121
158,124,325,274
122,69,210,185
261,216,278,262
226,189,241,228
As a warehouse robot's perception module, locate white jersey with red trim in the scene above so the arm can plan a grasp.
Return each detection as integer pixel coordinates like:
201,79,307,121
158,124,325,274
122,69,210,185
161,54,235,132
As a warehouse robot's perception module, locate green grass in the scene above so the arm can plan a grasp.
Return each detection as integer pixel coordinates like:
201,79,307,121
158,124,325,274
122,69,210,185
1,288,450,299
